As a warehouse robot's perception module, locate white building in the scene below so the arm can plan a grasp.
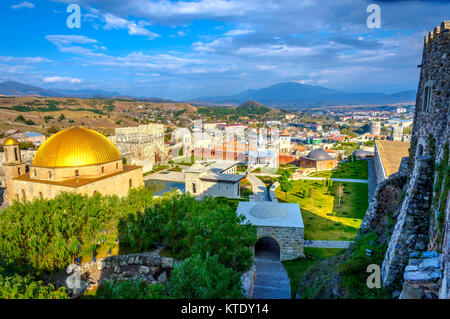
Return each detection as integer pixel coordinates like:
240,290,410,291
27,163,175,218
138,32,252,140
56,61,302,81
184,161,243,199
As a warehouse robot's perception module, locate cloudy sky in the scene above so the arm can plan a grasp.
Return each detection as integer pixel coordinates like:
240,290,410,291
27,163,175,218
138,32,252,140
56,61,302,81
0,0,448,99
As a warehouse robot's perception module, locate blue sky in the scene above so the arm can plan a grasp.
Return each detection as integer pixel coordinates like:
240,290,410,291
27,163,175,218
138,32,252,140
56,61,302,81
0,0,448,100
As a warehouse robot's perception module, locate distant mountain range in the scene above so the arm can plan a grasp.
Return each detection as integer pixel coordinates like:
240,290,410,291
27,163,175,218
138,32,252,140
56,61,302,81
191,82,416,108
0,80,416,108
0,81,124,99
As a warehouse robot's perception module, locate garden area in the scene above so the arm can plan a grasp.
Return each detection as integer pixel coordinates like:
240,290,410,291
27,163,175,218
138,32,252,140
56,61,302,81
0,189,257,299
308,160,368,180
275,179,368,241
240,177,253,201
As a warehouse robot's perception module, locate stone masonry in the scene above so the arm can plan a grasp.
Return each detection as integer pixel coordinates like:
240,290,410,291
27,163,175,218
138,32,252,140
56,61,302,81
378,21,449,296
257,225,304,261
382,156,434,287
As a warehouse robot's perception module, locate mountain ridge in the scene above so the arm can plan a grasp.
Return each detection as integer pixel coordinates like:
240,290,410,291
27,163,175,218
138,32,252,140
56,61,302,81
191,82,416,108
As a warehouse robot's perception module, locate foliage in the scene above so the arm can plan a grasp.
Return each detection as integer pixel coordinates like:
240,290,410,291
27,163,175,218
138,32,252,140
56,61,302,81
86,279,168,299
279,170,293,201
168,254,243,299
120,194,256,272
19,141,35,150
0,263,68,299
0,189,152,273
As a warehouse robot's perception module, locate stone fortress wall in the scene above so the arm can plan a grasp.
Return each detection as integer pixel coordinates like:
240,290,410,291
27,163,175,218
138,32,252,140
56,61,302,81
373,21,449,298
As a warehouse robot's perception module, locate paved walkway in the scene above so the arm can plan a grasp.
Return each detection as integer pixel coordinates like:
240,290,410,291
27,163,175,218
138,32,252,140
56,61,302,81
296,176,369,184
304,240,354,249
251,258,291,299
246,173,269,202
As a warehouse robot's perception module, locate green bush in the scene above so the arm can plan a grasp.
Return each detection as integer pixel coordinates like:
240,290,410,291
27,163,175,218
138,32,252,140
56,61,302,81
168,254,243,299
86,279,168,299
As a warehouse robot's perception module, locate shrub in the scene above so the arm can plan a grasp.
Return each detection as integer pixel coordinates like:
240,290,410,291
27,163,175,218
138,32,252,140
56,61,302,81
168,254,243,299
87,279,168,299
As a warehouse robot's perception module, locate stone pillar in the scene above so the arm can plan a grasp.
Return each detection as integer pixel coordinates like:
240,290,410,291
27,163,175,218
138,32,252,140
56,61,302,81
382,155,434,287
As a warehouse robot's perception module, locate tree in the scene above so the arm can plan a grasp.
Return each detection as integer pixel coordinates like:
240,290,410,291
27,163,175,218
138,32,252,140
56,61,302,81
279,176,293,201
337,184,345,205
168,254,243,299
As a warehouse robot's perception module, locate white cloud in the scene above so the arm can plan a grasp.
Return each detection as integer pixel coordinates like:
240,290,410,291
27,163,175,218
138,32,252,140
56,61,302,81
43,76,82,84
128,22,159,38
101,13,159,39
224,29,254,36
46,35,99,46
11,2,34,10
0,56,52,64
256,64,275,71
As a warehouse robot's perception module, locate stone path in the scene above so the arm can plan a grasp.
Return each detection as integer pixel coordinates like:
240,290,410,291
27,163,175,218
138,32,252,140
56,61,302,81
246,173,269,202
304,240,354,249
251,258,291,299
297,176,369,184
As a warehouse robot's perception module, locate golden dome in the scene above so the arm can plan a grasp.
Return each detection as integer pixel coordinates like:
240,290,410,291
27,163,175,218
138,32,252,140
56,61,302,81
33,127,121,168
3,137,19,146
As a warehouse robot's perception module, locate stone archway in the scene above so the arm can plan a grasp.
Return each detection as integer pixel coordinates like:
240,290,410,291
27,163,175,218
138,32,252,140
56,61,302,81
255,237,280,260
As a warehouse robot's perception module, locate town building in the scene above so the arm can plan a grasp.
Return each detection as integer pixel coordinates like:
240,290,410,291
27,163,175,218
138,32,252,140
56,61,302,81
184,161,243,199
2,127,144,205
279,129,291,153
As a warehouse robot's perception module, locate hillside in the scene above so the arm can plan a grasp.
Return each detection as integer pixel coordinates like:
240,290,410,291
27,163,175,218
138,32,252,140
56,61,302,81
0,81,60,97
0,96,198,136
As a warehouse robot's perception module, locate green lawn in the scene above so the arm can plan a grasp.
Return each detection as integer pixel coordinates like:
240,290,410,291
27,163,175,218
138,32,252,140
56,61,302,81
282,247,344,298
308,160,368,179
275,179,368,241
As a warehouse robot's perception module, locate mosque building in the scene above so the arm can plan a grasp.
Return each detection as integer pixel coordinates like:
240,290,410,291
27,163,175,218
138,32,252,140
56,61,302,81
299,148,338,171
2,127,144,205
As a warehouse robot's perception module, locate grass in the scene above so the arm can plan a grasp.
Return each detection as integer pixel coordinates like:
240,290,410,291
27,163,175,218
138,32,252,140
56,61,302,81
282,247,344,298
308,160,368,180
275,179,368,241
167,166,183,172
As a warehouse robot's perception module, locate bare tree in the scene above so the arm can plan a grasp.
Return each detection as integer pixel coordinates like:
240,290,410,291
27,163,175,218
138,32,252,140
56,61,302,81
337,184,345,205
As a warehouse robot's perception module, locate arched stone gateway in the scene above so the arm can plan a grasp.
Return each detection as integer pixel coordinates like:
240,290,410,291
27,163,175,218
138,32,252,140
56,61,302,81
237,201,304,261
255,236,280,260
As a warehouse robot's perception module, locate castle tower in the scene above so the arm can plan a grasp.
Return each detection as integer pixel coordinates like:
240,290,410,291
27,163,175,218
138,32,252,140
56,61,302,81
2,138,26,203
370,121,381,136
390,125,402,141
